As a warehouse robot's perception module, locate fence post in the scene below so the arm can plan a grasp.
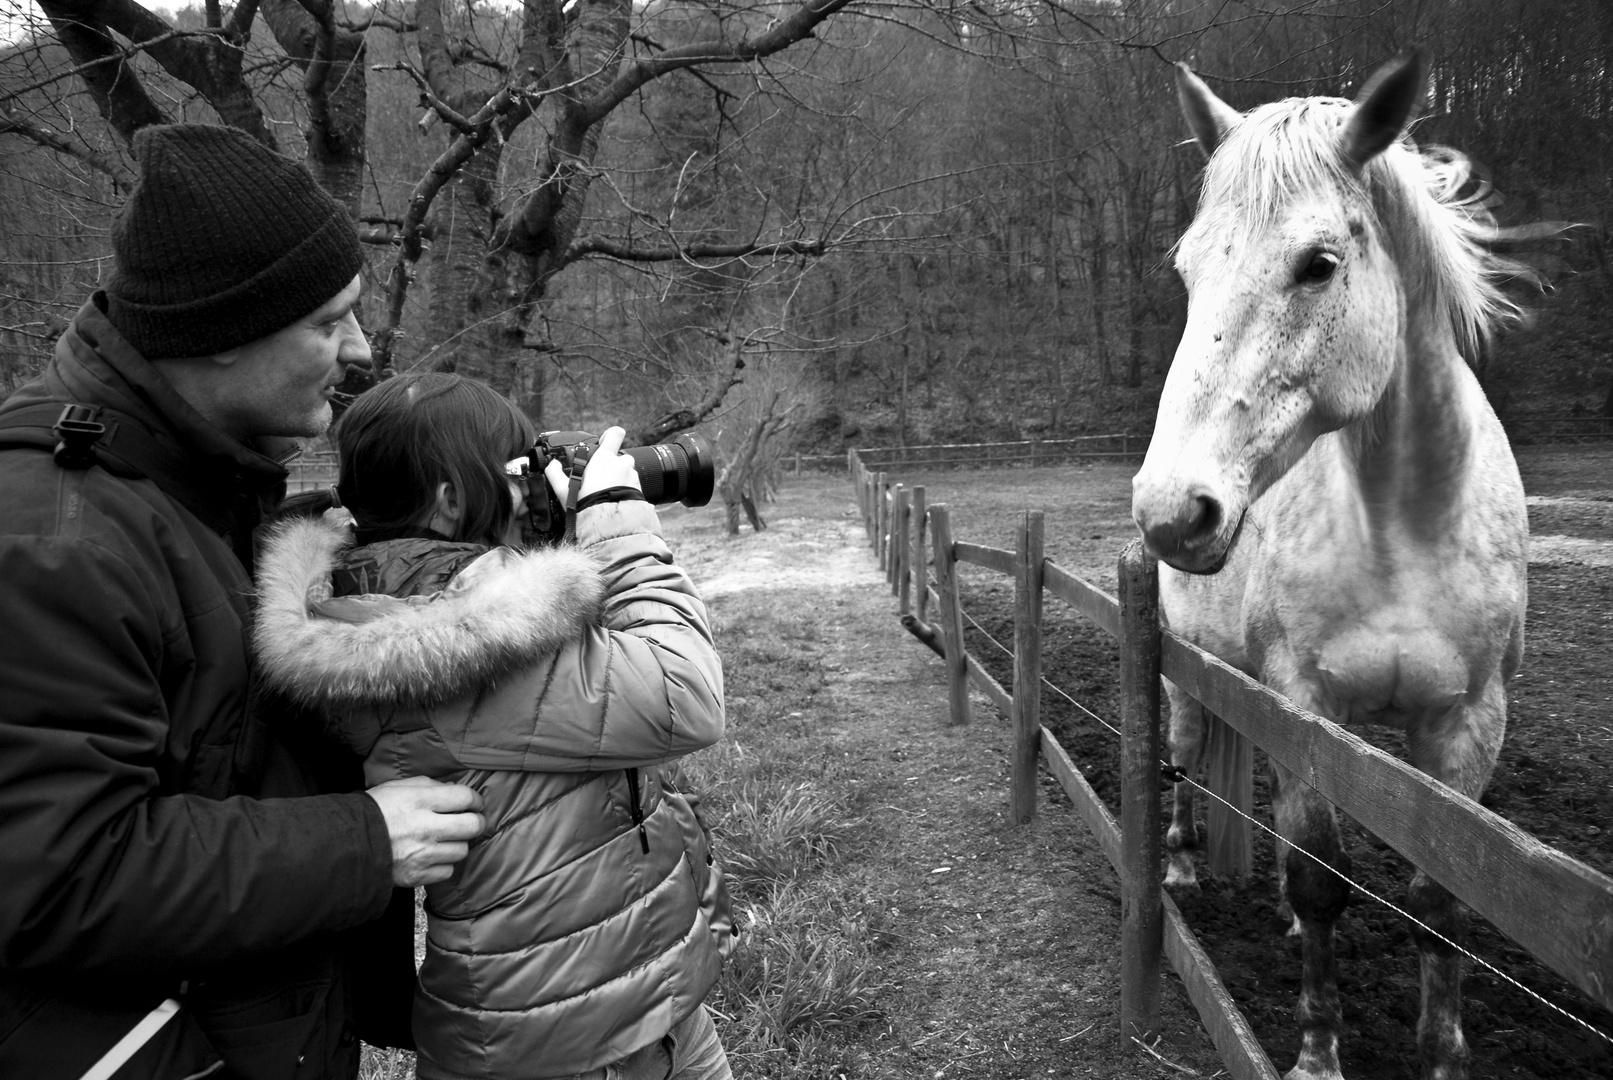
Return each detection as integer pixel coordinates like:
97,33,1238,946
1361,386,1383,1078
930,504,971,727
1118,540,1163,1042
877,477,890,570
888,484,906,594
859,470,868,541
876,474,890,569
1010,510,1045,824
894,486,912,606
911,486,928,623
856,463,869,541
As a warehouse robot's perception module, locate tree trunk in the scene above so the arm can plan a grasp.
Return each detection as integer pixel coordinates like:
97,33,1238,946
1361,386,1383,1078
260,0,368,211
898,337,910,446
1090,213,1111,387
421,130,502,375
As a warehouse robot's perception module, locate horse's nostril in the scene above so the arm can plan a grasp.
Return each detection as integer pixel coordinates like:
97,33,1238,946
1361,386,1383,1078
1193,495,1223,537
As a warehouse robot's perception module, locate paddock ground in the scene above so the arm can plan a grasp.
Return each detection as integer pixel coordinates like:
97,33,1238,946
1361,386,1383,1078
823,443,1612,1079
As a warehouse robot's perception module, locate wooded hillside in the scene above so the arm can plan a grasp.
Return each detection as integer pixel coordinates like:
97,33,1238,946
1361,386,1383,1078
3,0,1609,454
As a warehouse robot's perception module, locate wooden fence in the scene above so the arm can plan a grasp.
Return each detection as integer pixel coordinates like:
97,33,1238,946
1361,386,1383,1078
286,448,338,494
1503,414,1613,443
853,433,1147,472
850,452,1613,1080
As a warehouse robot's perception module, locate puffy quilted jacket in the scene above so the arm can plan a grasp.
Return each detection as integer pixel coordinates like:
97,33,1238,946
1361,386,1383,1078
254,503,733,1079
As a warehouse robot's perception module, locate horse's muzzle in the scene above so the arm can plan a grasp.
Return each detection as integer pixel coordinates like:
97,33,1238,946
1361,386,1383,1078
1132,480,1246,575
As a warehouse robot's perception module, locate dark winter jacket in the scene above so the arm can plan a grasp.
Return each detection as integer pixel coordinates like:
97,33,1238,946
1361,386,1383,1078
253,503,733,1080
0,296,398,1080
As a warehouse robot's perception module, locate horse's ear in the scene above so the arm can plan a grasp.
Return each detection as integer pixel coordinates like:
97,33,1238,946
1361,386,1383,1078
1340,50,1427,170
1175,63,1242,158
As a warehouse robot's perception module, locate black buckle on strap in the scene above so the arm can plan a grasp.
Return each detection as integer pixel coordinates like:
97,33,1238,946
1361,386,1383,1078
52,404,106,469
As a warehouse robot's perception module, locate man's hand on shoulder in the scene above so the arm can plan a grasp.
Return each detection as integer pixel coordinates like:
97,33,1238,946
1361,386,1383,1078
366,776,486,887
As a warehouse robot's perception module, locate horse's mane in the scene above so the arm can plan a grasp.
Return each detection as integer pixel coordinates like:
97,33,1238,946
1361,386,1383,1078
1188,95,1541,366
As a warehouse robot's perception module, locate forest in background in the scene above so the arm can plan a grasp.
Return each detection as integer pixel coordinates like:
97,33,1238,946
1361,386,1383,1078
2,0,1611,470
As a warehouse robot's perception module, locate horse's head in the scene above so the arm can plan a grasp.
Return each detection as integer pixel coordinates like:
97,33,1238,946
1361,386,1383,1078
1132,53,1426,574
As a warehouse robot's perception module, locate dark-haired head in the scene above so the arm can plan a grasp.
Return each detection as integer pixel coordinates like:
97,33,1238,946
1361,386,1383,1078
335,372,534,546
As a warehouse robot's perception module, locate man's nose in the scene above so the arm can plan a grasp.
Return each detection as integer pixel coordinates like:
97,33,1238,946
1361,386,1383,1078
340,313,373,365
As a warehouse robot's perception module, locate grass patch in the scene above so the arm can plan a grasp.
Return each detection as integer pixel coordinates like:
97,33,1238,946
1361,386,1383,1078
711,880,890,1077
677,650,890,1075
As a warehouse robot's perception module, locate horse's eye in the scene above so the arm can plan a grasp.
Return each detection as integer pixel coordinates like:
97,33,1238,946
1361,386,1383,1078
1303,252,1339,282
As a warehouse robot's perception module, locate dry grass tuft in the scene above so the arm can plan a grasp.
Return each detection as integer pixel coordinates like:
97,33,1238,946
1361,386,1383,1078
713,880,890,1055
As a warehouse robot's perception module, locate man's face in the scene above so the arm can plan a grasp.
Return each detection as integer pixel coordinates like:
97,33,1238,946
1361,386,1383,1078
212,274,371,440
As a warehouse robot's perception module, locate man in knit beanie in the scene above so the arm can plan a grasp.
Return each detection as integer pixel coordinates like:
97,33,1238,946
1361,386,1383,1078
0,124,484,1080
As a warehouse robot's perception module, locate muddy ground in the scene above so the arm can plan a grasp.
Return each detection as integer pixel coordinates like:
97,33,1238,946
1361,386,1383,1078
932,445,1613,1079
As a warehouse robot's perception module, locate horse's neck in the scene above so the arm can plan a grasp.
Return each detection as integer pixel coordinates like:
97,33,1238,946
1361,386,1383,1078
1338,310,1476,539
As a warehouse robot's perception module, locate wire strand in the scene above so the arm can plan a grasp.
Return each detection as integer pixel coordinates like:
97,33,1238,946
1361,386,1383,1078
953,601,1613,1048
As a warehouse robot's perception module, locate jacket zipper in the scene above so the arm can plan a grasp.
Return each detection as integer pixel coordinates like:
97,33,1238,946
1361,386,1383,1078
625,768,650,853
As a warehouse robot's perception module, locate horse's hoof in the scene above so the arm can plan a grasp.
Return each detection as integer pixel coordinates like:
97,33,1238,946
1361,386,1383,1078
1283,1068,1345,1080
1164,862,1199,888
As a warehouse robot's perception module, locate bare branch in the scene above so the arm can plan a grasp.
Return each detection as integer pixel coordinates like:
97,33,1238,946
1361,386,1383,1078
414,0,458,99
0,20,185,117
340,9,414,33
635,332,749,444
225,0,260,39
0,114,135,192
580,0,860,126
565,235,829,265
375,60,476,132
373,81,528,370
33,0,277,144
290,0,338,147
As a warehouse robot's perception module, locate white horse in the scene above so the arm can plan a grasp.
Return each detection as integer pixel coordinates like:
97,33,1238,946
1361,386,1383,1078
1131,54,1531,1080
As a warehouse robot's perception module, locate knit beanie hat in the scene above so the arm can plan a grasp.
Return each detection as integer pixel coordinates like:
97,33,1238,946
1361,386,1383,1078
105,123,365,360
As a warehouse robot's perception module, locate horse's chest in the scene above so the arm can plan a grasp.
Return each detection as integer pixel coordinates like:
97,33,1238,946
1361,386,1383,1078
1255,572,1498,725
1307,623,1471,725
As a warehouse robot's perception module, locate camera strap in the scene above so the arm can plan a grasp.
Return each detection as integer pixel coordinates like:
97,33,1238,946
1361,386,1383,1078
575,486,647,513
562,459,587,542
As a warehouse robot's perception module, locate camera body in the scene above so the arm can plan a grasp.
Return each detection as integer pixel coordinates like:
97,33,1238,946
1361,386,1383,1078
519,430,715,544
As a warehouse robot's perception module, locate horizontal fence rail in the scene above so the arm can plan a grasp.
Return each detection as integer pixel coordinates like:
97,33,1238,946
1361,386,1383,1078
286,449,338,494
1160,632,1613,1007
855,434,1148,471
849,447,1613,1080
1503,414,1613,442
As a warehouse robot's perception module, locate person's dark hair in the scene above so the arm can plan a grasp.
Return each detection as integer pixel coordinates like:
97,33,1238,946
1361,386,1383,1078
335,373,534,545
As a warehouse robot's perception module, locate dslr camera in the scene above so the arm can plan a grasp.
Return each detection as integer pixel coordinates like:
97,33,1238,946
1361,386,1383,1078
508,430,715,544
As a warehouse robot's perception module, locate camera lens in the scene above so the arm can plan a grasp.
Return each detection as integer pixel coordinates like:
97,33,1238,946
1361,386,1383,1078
625,433,715,507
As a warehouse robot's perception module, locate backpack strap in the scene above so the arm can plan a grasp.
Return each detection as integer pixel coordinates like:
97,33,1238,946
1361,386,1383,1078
0,402,231,531
0,402,159,480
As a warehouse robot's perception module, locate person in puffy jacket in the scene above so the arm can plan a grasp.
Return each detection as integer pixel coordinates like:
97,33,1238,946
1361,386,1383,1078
253,372,736,1080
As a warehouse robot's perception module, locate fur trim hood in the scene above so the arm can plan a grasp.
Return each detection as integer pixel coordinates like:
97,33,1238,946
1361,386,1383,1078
254,516,605,710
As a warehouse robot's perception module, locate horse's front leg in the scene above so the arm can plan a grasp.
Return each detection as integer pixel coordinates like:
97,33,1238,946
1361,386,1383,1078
1269,757,1352,1080
1163,676,1208,887
1402,683,1506,1080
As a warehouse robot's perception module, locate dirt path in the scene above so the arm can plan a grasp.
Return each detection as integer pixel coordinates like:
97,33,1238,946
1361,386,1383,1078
665,495,1226,1079
1526,495,1613,567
